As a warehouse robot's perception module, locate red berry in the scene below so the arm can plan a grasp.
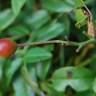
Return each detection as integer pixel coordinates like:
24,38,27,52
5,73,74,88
0,38,17,58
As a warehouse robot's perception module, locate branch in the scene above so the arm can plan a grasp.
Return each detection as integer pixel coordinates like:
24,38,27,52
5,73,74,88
18,40,79,47
18,38,95,52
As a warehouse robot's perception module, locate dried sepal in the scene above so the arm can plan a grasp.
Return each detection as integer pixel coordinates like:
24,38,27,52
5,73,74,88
87,20,95,38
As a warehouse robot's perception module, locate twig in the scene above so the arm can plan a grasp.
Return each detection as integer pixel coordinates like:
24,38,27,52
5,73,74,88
78,55,96,67
18,40,79,47
81,0,92,21
76,38,95,52
21,65,41,95
18,39,95,52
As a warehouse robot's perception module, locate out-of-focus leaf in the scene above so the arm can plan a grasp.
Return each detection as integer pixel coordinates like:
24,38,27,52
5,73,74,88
43,45,54,52
59,15,70,36
26,0,35,11
41,83,64,96
84,0,94,4
75,9,87,28
36,60,51,80
93,78,96,93
51,67,94,92
75,0,84,8
76,90,94,96
42,0,75,12
24,10,50,29
24,47,52,63
6,58,22,86
35,23,65,41
0,57,6,79
0,9,16,31
11,0,27,15
42,0,85,13
13,77,29,96
8,25,29,36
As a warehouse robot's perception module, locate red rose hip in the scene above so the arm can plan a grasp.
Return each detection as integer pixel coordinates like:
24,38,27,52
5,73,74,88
0,38,17,58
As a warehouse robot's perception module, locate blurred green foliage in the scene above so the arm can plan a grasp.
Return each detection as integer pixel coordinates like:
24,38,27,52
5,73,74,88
0,0,96,96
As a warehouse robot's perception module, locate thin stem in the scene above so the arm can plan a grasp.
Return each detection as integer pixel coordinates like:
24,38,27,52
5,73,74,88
18,39,95,52
18,40,79,47
78,55,96,67
81,38,95,48
76,38,95,52
81,0,92,20
21,65,41,95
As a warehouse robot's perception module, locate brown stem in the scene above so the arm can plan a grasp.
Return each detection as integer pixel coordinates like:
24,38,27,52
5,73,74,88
17,38,95,52
81,0,92,21
17,40,80,47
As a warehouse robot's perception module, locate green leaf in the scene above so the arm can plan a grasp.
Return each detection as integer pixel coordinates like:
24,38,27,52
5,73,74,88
0,57,6,79
76,90,94,96
75,9,86,21
51,67,94,92
59,15,70,36
36,60,51,80
42,0,86,13
26,0,35,11
75,9,87,28
35,23,65,41
13,77,29,96
24,10,50,29
6,58,22,86
11,0,27,15
93,78,96,93
43,45,54,52
74,0,84,8
0,9,16,31
42,0,75,12
24,47,52,63
41,83,64,96
8,25,29,36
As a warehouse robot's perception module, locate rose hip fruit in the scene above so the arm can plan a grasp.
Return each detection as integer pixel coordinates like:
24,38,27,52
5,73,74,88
0,38,17,58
